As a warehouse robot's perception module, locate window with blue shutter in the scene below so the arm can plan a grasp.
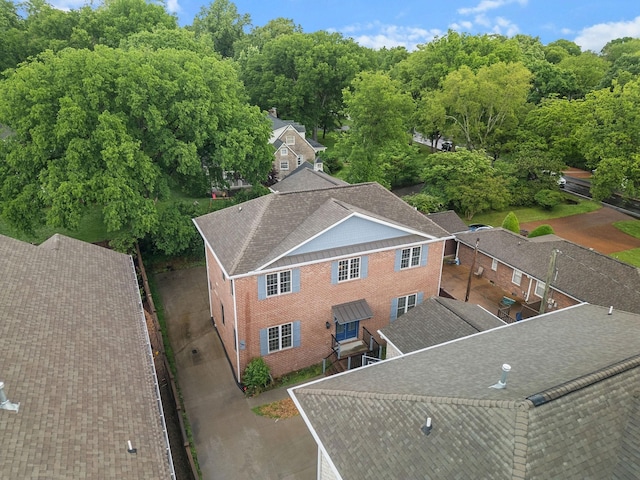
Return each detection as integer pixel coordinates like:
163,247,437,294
261,321,301,354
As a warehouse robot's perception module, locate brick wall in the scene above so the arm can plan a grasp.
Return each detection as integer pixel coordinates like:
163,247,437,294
224,241,444,378
457,243,580,310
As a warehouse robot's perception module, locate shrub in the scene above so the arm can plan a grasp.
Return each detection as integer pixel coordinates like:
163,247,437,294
402,193,446,214
242,357,271,393
502,211,520,233
534,189,564,210
528,224,555,238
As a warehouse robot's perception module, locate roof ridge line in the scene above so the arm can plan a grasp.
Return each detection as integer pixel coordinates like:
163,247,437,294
229,195,274,274
297,388,527,410
527,353,640,406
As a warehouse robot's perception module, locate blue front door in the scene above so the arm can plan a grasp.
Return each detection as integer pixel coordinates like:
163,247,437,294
336,321,359,342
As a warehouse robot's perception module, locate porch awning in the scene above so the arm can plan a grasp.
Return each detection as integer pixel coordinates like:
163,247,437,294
332,299,373,325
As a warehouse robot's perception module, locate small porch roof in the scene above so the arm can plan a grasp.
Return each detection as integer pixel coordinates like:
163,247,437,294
332,299,373,325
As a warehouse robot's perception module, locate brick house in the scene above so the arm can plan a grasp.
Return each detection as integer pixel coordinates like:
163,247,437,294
269,108,326,181
193,182,450,380
454,228,640,316
290,303,640,479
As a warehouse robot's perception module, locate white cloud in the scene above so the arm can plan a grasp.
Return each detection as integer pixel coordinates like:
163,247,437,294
166,0,181,14
474,14,491,27
458,0,527,16
340,21,442,50
49,0,86,11
492,17,520,36
574,16,640,53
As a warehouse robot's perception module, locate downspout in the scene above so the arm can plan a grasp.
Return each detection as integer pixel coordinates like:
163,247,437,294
232,279,241,381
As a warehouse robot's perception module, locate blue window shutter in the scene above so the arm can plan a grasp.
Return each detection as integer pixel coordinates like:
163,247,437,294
331,261,339,284
293,321,301,347
417,292,424,304
258,275,266,300
292,268,301,293
394,249,402,271
420,245,429,266
390,298,399,321
361,256,368,279
259,328,268,356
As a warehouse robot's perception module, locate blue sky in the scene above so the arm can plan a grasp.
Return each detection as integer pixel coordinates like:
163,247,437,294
54,0,640,53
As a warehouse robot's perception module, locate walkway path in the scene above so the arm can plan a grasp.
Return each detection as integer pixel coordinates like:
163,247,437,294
155,267,316,480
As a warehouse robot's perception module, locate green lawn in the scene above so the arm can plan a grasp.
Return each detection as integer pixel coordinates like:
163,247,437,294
611,220,640,267
468,197,602,227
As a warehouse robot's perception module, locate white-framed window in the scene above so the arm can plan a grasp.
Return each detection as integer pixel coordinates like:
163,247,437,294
280,160,289,170
400,246,422,269
535,280,545,297
268,323,292,353
285,135,295,145
396,294,417,318
512,269,522,286
338,257,360,282
491,258,498,271
297,155,304,166
280,147,288,156
266,270,291,297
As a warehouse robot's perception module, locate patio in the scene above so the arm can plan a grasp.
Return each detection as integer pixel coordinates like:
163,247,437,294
440,262,524,321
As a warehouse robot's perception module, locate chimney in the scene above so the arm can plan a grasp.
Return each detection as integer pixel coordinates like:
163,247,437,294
0,382,20,412
314,157,324,172
268,107,278,118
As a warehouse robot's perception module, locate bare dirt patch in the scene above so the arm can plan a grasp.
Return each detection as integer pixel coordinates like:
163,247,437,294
521,206,640,255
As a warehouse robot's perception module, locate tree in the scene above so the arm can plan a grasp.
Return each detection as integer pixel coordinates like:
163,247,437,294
0,45,273,251
437,62,532,156
528,60,580,103
501,211,520,233
420,149,511,219
558,52,609,96
191,0,251,58
337,71,414,186
528,224,554,237
577,79,640,200
601,37,640,63
233,17,302,56
240,30,366,139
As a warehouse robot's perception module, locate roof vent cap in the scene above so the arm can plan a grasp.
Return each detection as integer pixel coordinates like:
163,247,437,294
489,364,511,390
0,381,20,412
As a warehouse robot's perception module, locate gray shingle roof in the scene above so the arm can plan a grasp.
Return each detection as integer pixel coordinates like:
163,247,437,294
379,296,505,354
291,304,640,479
269,116,305,133
194,183,451,276
426,210,469,234
272,163,348,193
0,234,172,479
456,228,640,313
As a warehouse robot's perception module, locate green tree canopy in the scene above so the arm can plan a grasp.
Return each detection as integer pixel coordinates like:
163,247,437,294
337,71,415,187
191,0,251,58
421,149,511,219
239,30,366,139
0,45,272,250
437,62,532,156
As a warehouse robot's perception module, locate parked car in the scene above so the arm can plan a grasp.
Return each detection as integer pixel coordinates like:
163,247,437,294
557,176,566,188
468,224,493,232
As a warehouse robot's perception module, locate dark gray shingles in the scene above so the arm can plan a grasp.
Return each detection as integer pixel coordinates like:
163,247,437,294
379,297,504,354
456,228,640,313
0,234,172,479
195,183,451,276
426,210,469,234
293,304,640,479
273,164,348,193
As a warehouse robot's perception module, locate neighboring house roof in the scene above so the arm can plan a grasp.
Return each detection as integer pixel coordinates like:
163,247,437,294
270,116,306,133
0,234,173,479
291,303,640,479
455,228,640,313
426,210,469,234
194,183,451,277
271,162,348,193
307,137,327,151
379,296,505,354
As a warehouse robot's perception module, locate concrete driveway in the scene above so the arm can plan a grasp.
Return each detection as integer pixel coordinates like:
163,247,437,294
154,267,317,480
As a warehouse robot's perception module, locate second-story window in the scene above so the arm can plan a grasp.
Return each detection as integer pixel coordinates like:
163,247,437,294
401,246,422,269
266,270,291,297
338,257,360,282
285,135,295,145
280,160,289,170
280,147,288,156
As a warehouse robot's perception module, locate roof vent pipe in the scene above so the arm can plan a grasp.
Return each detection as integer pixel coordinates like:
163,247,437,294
608,306,613,315
0,381,20,412
489,364,511,390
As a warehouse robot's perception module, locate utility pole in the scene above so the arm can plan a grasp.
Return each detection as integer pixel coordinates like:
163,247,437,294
539,248,559,314
465,238,480,302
